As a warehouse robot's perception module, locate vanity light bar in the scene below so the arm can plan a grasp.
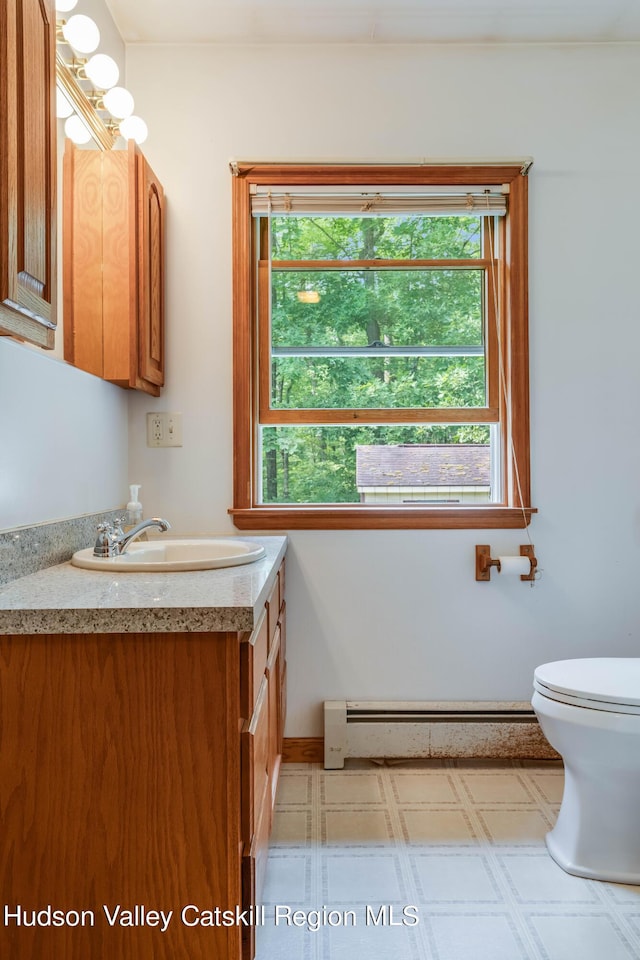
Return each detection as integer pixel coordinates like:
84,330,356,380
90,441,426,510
56,50,116,151
56,7,148,149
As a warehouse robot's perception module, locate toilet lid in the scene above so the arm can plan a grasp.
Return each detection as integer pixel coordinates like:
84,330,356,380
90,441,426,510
534,658,640,714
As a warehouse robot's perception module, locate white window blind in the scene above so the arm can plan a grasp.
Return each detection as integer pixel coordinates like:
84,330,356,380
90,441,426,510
250,184,508,217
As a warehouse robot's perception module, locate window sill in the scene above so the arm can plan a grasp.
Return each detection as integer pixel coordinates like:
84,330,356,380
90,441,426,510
229,506,535,531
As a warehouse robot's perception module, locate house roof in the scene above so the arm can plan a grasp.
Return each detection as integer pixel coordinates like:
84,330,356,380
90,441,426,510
355,444,490,488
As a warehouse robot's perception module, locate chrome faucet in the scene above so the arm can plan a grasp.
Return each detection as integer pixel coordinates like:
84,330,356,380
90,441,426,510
93,517,171,558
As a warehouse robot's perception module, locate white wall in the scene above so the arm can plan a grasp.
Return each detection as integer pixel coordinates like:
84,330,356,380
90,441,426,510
0,0,130,532
125,42,640,735
0,339,128,530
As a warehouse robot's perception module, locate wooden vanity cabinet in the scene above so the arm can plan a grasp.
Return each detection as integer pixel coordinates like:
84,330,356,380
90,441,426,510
0,560,286,960
0,0,57,348
63,140,165,395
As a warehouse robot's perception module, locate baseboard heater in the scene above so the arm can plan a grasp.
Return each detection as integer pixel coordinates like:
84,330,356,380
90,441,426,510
324,700,556,769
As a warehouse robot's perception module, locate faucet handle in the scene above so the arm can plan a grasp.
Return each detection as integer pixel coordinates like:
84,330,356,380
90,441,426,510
112,517,126,538
94,522,116,557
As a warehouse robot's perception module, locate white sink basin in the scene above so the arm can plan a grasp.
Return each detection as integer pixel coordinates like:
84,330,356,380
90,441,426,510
71,538,266,572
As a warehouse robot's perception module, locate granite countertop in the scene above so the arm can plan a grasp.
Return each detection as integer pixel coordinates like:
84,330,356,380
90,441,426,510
0,536,287,635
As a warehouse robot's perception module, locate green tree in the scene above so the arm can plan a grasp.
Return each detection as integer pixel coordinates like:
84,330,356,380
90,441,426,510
264,214,489,503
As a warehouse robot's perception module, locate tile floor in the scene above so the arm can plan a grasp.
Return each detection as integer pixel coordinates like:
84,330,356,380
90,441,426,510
257,759,640,960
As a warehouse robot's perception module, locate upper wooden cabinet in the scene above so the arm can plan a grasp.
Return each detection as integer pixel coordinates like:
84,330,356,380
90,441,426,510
64,140,165,396
0,0,57,349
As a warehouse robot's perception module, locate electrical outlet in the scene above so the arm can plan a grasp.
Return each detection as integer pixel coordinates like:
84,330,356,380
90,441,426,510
147,412,183,447
148,414,163,446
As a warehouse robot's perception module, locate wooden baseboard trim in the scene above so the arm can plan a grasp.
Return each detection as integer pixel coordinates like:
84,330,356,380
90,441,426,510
283,737,324,763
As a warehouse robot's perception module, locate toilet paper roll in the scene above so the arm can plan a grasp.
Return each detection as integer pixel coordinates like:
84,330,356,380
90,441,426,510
498,556,531,576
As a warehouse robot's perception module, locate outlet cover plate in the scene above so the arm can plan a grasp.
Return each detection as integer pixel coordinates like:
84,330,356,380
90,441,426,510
146,412,183,447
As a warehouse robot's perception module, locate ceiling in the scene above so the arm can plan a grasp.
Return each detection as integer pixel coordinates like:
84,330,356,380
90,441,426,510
104,0,640,45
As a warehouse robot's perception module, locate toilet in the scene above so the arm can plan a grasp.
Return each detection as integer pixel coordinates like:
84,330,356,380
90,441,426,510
532,657,640,884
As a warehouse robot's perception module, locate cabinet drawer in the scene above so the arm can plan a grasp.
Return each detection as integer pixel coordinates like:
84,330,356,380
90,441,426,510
240,611,268,720
266,569,281,650
280,661,287,747
279,601,286,679
279,558,286,605
241,675,270,845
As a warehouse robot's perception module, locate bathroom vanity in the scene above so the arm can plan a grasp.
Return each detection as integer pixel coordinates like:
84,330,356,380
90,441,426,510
0,536,286,960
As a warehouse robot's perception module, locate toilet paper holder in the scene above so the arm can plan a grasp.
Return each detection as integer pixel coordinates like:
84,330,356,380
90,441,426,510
475,544,537,582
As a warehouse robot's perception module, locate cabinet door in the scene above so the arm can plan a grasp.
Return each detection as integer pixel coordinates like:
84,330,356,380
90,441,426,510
136,148,164,390
241,679,272,960
241,676,270,846
0,0,56,348
63,142,165,396
279,603,287,738
63,147,104,376
266,626,283,815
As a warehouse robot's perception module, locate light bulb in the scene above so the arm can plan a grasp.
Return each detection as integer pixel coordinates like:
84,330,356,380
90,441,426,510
84,54,119,90
64,114,92,145
103,86,134,120
119,115,148,145
55,0,78,11
62,15,100,54
56,88,74,119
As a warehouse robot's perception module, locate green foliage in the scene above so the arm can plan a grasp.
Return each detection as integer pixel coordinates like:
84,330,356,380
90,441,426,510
262,214,491,504
272,214,481,260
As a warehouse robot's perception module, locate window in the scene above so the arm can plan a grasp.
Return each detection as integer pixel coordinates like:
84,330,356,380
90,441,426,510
231,162,532,529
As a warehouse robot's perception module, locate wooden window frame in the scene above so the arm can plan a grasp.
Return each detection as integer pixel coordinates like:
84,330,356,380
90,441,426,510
230,162,533,530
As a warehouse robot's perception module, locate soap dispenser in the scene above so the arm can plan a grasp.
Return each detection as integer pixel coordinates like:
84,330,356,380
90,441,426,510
126,484,143,527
